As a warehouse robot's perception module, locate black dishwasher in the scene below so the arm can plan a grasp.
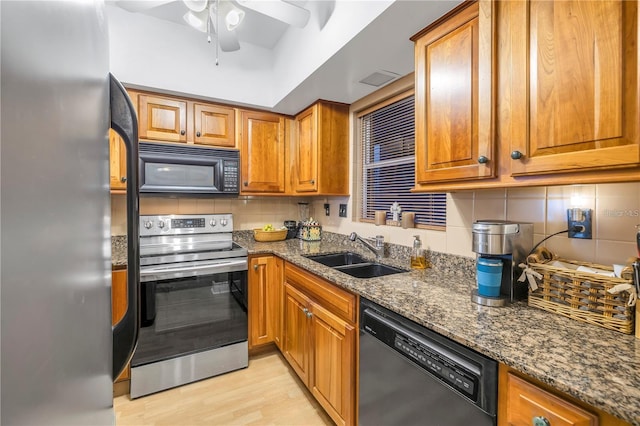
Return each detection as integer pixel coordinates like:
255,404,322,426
359,298,497,426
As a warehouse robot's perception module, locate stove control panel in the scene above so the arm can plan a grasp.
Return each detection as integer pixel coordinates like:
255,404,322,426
139,214,234,237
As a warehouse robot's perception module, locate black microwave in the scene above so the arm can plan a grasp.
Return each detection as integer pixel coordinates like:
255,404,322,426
138,142,240,195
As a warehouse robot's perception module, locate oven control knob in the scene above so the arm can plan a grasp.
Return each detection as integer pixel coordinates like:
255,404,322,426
143,220,153,229
209,219,217,227
220,218,228,227
158,221,165,229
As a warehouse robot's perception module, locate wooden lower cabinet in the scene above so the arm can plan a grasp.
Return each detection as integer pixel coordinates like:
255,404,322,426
112,268,130,395
282,263,357,426
248,255,283,349
498,364,630,426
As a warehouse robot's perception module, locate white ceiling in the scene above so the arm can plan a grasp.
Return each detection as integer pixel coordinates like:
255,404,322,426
107,0,462,115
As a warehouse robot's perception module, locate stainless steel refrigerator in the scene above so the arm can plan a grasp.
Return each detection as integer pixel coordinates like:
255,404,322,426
1,1,139,424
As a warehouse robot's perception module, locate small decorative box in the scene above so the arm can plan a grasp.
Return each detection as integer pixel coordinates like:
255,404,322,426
300,224,322,241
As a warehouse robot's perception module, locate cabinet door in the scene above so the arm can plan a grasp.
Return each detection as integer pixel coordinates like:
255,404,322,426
273,256,284,350
239,110,286,193
293,104,318,193
414,1,495,183
504,373,598,426
507,0,640,175
309,301,356,426
193,103,235,147
112,269,128,326
109,129,127,191
112,269,130,382
282,283,311,386
138,94,187,142
248,255,282,348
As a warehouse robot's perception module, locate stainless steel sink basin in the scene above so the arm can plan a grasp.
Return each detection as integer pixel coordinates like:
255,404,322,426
304,252,408,278
304,252,369,267
334,263,407,278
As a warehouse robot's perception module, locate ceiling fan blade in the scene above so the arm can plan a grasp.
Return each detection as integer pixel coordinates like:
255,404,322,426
114,0,175,13
235,0,310,28
217,27,241,52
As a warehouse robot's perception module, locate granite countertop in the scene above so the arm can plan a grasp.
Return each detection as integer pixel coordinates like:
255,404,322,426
234,232,640,425
112,232,640,424
111,235,128,267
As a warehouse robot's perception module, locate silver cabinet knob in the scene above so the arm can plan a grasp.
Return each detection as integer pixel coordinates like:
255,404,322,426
180,130,185,136
478,156,489,164
511,150,523,160
244,181,248,186
310,179,315,185
302,308,309,314
209,219,216,227
253,264,259,271
196,131,201,137
306,311,312,318
532,416,550,426
143,220,153,229
120,176,127,183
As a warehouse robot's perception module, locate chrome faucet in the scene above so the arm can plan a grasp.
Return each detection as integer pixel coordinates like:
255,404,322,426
349,232,385,259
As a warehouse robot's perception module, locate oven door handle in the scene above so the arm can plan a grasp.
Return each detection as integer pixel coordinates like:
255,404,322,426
140,259,248,281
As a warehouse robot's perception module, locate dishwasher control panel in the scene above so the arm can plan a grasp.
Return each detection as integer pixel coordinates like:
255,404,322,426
394,334,477,399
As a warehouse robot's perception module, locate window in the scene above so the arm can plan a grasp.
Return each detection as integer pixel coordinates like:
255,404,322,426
359,93,446,228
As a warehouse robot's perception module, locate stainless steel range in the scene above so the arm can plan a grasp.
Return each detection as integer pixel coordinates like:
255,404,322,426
130,213,248,399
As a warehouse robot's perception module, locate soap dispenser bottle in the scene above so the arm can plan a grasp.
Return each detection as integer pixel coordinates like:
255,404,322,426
410,235,428,269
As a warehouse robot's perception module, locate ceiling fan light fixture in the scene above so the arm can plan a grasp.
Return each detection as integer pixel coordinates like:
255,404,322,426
224,7,245,31
183,0,208,13
183,9,209,32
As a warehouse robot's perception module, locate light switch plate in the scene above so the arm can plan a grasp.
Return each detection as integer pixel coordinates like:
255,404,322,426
339,204,347,217
324,203,330,216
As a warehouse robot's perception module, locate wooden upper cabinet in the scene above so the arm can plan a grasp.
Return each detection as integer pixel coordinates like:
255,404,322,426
138,94,187,143
109,129,127,191
135,92,236,148
193,103,235,147
239,110,286,194
413,1,495,184
506,0,640,175
293,101,349,196
294,106,318,193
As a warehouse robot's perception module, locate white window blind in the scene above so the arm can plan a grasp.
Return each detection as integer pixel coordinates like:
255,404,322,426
360,94,446,228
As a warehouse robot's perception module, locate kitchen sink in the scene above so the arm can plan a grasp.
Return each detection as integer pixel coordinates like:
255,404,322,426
304,252,408,278
304,252,369,267
334,263,407,278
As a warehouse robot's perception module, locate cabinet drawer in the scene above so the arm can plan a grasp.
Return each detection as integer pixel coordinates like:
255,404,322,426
284,263,356,323
505,372,598,426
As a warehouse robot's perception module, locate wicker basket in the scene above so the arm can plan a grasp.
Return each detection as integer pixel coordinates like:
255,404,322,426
528,258,635,334
253,228,287,242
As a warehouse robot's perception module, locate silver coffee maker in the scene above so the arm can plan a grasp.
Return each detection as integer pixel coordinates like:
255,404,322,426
471,220,533,306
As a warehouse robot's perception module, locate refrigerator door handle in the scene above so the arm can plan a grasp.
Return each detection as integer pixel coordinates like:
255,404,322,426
109,74,140,381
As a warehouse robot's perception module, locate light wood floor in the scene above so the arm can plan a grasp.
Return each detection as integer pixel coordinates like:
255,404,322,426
114,350,334,425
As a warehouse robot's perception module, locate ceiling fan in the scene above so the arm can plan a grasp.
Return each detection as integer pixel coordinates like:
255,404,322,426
115,0,311,52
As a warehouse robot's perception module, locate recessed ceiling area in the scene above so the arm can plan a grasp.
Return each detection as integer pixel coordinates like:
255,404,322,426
106,0,462,115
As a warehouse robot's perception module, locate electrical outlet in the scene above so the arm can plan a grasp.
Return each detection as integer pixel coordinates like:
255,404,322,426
567,208,593,239
339,204,347,217
324,203,330,216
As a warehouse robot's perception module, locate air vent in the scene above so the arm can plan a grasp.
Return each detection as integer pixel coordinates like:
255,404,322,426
359,71,400,87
